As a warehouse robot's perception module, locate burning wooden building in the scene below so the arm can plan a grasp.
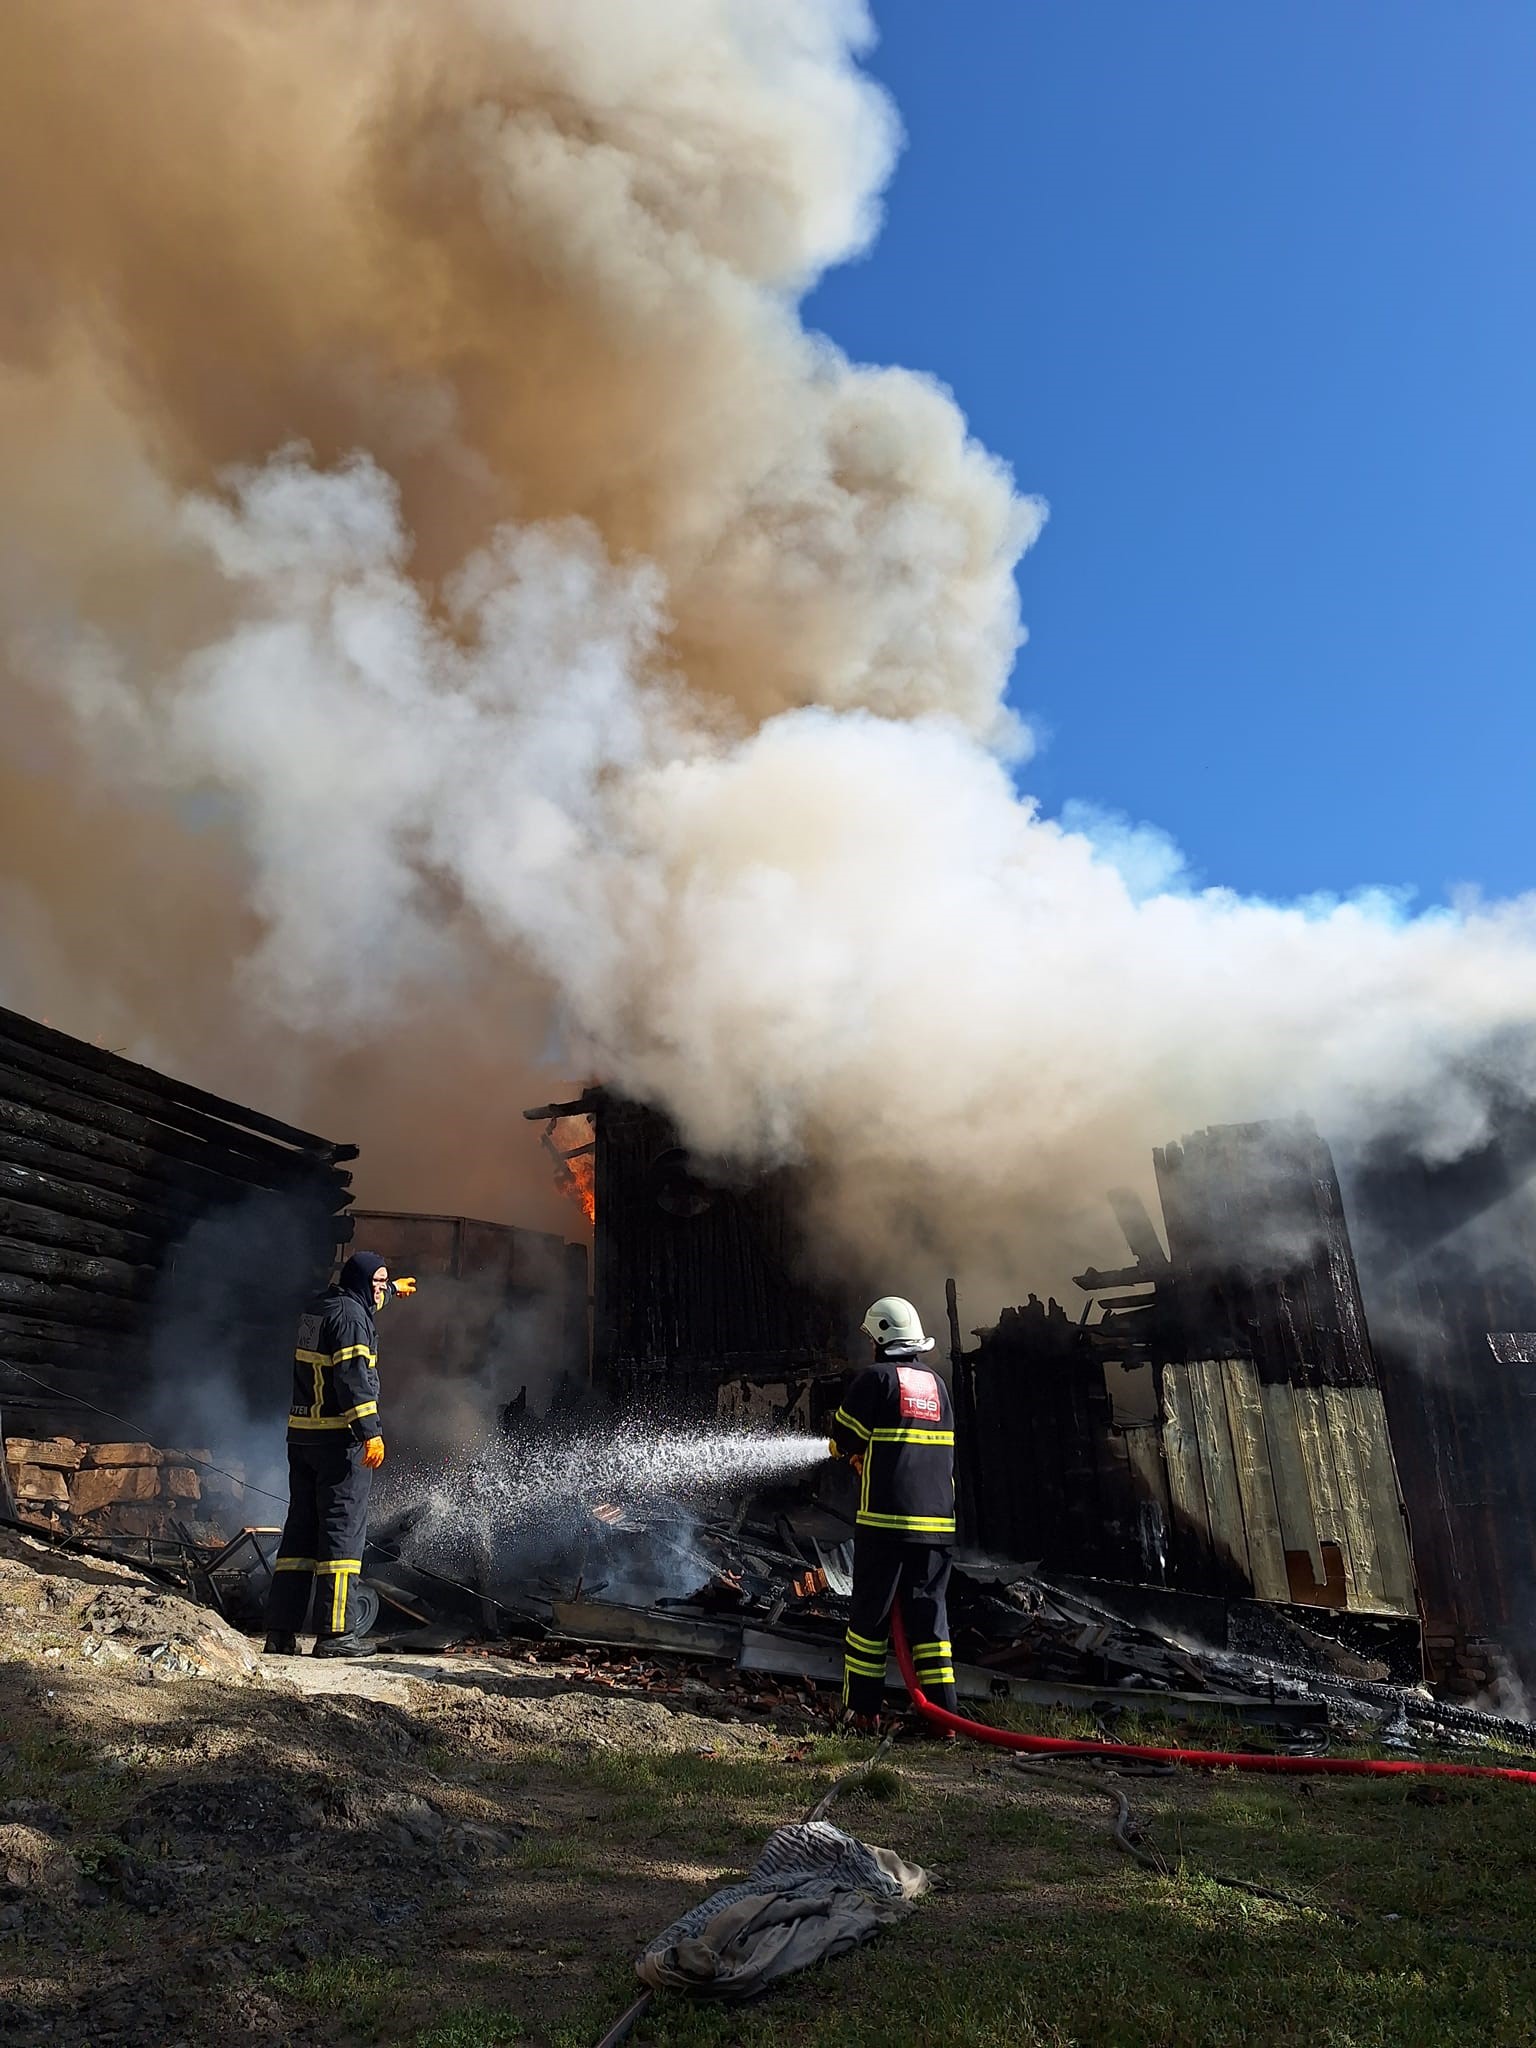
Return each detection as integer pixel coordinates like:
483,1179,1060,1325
526,1091,854,1420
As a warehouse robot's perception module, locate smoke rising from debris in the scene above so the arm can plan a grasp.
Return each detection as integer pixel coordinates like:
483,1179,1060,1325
3,1,1536,1280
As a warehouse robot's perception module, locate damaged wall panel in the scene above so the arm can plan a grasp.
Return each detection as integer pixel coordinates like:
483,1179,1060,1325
1348,1134,1536,1691
589,1097,852,1410
956,1121,1418,1644
0,1004,355,1442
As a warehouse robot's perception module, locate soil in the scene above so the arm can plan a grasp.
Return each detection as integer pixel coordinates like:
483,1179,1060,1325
0,1526,905,2045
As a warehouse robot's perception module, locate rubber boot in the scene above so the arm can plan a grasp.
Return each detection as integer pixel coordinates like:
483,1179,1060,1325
311,1632,376,1660
263,1631,299,1655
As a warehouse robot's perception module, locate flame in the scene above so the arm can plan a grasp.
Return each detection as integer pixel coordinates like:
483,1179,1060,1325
563,1149,596,1227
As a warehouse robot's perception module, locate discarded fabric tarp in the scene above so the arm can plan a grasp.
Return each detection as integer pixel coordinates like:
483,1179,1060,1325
635,1819,929,2000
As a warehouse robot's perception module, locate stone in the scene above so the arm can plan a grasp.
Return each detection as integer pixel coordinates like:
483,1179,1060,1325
12,1467,70,1505
70,1466,162,1512
162,1467,201,1501
3,1437,86,1469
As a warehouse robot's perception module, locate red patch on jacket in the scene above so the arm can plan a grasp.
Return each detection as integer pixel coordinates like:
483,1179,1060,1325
897,1367,942,1422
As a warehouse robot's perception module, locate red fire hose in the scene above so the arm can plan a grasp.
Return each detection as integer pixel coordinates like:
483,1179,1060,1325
887,1607,1536,1784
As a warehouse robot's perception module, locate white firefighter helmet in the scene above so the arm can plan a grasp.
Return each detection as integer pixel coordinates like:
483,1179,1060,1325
861,1296,934,1353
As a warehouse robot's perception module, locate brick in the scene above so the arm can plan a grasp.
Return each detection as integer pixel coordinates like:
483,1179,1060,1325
69,1465,162,1513
3,1437,87,1470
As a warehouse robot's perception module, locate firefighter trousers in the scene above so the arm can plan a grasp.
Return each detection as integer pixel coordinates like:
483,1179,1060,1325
842,1532,956,1714
266,1437,373,1638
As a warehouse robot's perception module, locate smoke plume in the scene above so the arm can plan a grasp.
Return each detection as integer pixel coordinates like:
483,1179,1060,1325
3,0,1535,1291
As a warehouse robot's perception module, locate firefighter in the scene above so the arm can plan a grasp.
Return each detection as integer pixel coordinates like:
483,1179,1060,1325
263,1250,414,1658
829,1296,958,1728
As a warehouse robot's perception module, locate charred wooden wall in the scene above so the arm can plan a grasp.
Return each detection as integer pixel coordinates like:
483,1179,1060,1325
956,1121,1417,1629
0,1004,355,1442
1149,1123,1416,1616
591,1098,852,1409
954,1295,1138,1578
1348,1136,1536,1690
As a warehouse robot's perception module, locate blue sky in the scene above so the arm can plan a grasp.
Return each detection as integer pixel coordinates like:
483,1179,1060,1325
805,3,1535,904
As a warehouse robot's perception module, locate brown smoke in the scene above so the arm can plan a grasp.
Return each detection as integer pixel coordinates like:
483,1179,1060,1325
3,1,1534,1317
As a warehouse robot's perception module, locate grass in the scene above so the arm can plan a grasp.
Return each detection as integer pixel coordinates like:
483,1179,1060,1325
413,2007,527,2047
8,1655,1536,2048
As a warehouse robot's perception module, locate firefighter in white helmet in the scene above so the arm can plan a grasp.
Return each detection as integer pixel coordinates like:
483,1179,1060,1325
827,1296,957,1726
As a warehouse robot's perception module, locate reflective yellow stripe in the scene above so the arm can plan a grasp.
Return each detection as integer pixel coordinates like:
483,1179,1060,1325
273,1556,316,1571
868,1428,954,1446
833,1406,872,1443
312,1559,363,1573
288,1405,376,1430
331,1345,377,1366
845,1628,887,1654
855,1511,957,1533
913,1640,952,1656
843,1653,887,1677
294,1349,329,1366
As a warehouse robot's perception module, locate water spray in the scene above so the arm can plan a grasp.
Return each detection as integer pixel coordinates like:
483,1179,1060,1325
379,1422,833,1570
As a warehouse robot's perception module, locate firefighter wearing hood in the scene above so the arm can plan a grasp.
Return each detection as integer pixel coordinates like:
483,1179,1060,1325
829,1296,958,1724
264,1249,408,1658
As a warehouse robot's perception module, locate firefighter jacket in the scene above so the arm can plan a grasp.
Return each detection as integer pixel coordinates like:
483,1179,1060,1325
288,1285,381,1444
830,1352,956,1537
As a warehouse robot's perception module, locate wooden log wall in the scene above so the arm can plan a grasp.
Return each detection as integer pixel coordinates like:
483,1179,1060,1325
0,1003,355,1441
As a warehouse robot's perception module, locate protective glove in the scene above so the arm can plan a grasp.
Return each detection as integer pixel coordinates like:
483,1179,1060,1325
362,1436,386,1469
849,1453,864,1478
390,1277,417,1299
826,1438,841,1459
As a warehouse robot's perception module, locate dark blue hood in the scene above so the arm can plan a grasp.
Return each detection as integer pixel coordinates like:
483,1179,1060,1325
338,1250,385,1305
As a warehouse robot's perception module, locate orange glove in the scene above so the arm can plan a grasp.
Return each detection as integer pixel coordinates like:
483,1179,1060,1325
849,1453,864,1478
362,1437,386,1469
391,1277,417,1298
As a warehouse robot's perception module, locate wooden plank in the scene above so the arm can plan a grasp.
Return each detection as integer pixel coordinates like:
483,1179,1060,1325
0,1236,153,1301
0,1056,349,1191
1158,1364,1215,1572
1184,1359,1254,1589
1257,1382,1325,1581
1218,1358,1290,1603
0,1196,157,1265
0,1272,137,1330
1290,1385,1362,1605
0,1159,172,1234
0,1129,196,1225
0,1002,351,1160
0,1093,345,1212
1315,1384,1390,1609
1323,1386,1415,1614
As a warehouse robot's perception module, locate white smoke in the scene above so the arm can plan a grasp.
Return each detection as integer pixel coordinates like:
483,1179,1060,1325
2,1,1536,1282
